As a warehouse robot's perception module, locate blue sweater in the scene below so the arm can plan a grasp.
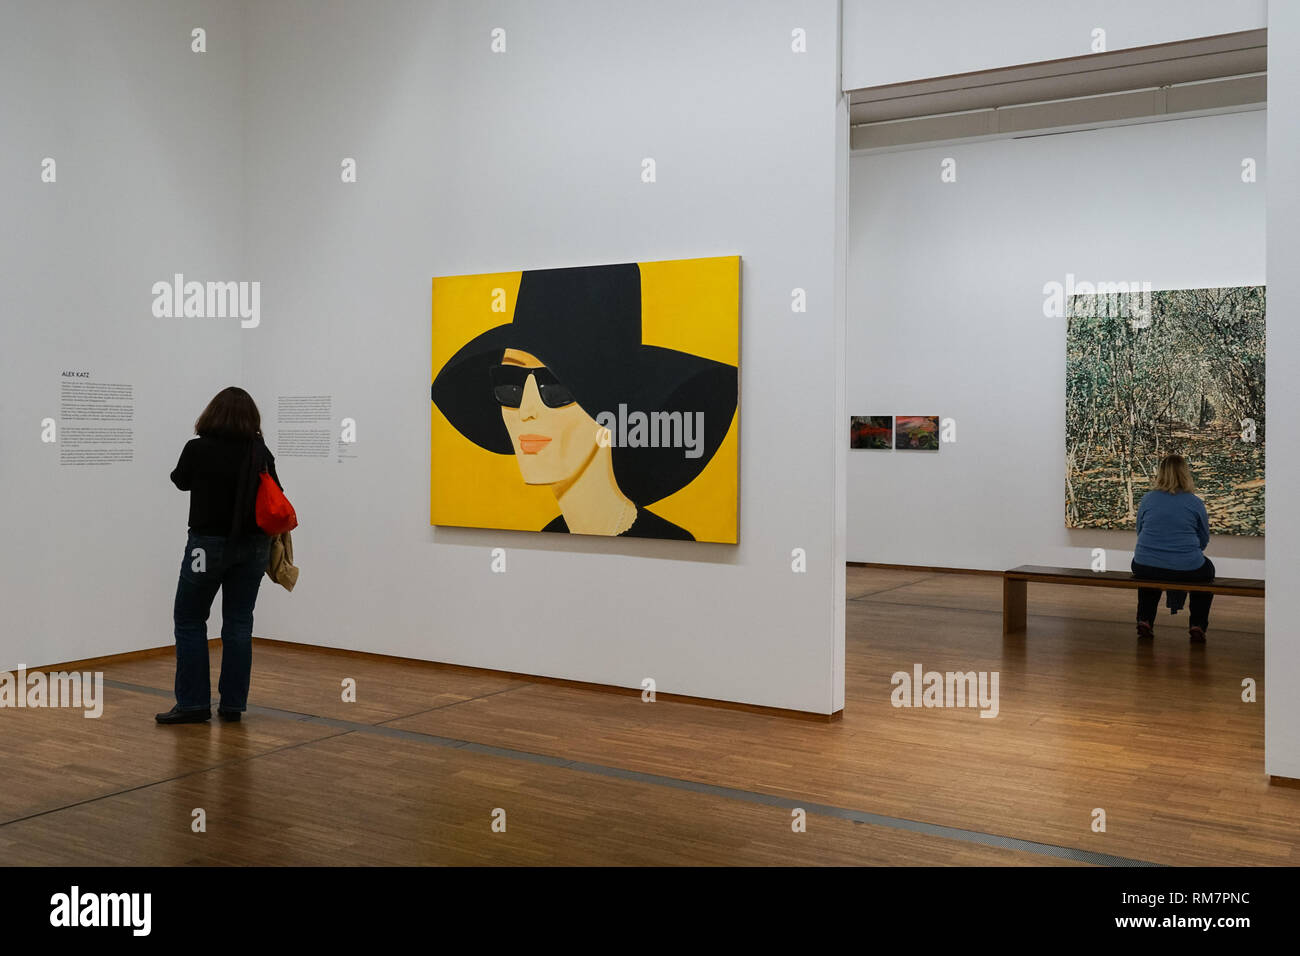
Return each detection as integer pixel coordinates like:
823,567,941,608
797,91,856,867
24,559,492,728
1134,490,1210,570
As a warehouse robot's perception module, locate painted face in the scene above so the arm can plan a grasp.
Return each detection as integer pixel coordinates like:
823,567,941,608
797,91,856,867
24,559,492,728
496,348,604,485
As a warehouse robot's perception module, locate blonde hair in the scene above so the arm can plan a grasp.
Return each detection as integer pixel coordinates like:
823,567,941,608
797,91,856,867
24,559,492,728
1153,454,1195,494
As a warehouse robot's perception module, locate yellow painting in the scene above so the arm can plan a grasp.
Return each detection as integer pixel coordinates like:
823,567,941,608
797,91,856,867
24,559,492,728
431,257,739,543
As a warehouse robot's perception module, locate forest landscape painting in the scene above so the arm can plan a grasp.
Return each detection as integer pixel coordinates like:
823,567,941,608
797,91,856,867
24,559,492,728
1065,285,1264,536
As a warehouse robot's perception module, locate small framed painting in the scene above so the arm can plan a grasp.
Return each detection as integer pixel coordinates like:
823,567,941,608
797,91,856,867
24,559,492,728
895,416,939,450
850,416,893,449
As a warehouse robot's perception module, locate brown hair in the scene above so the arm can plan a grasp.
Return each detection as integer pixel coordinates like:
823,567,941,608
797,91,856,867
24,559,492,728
1152,454,1195,494
194,386,262,439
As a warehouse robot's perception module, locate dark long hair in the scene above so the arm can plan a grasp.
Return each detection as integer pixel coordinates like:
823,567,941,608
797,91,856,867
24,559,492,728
195,386,262,440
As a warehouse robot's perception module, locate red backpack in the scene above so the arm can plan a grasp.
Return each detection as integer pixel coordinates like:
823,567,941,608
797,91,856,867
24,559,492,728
256,468,298,535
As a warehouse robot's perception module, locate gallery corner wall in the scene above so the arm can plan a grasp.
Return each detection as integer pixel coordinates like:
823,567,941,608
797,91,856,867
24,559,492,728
239,0,848,713
846,110,1266,579
0,0,246,671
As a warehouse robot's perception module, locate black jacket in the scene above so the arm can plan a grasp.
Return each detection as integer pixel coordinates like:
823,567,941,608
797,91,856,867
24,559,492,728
170,434,283,536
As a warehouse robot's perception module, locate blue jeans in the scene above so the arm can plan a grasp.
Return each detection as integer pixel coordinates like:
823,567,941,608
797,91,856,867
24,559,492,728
172,532,272,712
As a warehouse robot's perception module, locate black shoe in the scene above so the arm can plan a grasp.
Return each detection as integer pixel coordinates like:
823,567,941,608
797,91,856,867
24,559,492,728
1189,626,1207,644
155,705,211,724
1137,621,1154,640
217,708,242,722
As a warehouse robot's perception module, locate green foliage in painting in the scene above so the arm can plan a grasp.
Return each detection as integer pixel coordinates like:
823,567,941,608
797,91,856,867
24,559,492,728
1065,286,1265,536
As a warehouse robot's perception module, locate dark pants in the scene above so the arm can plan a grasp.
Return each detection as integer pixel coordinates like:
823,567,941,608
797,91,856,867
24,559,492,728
1132,557,1215,631
173,532,272,712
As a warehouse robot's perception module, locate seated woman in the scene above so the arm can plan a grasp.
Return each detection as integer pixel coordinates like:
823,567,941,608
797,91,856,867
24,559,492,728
1132,454,1214,643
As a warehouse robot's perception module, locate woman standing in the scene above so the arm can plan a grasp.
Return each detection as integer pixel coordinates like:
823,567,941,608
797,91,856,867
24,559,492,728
1132,454,1214,643
157,387,282,724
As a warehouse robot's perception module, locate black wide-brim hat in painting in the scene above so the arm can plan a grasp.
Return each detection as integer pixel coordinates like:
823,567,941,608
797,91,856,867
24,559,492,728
431,262,737,508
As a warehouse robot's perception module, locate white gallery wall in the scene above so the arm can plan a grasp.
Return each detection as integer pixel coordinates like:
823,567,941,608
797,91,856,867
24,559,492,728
847,110,1266,578
1265,1,1300,778
842,0,1266,90
0,0,246,670
239,0,848,713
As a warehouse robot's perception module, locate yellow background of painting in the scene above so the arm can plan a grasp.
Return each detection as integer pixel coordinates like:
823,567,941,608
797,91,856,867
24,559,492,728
431,256,739,543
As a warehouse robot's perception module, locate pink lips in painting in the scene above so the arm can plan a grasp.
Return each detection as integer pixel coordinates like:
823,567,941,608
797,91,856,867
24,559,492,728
518,434,551,454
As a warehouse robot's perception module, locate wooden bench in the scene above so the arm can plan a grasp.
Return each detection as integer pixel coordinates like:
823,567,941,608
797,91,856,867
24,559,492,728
1002,565,1265,635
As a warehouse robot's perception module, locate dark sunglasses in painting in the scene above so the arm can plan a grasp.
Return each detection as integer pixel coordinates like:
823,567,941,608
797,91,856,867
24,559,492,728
489,364,577,409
